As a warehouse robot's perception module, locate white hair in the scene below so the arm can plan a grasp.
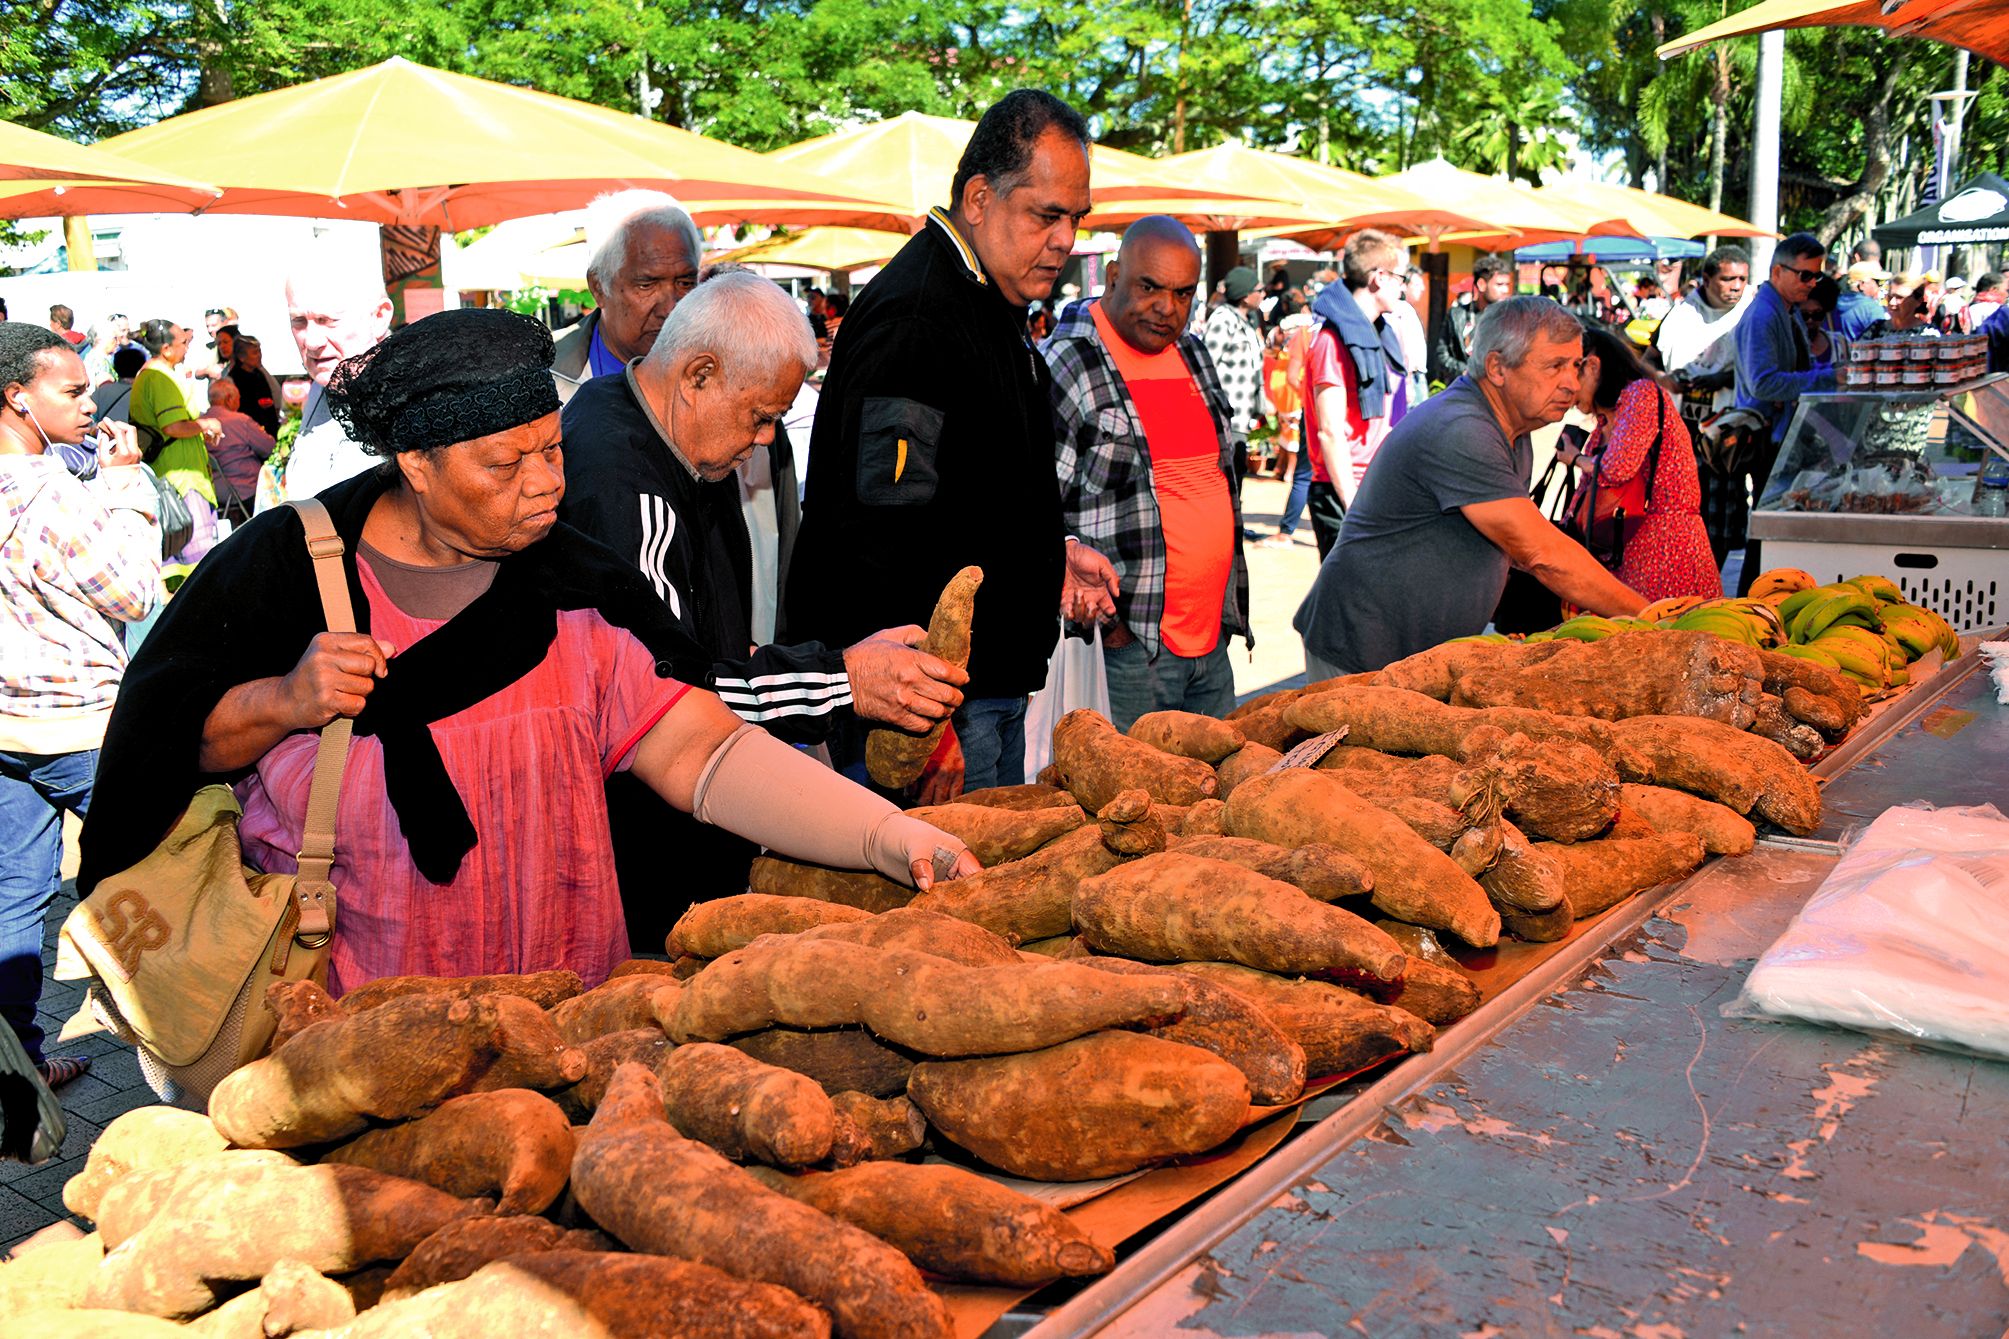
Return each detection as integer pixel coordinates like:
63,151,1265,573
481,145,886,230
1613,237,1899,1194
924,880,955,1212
284,237,390,312
584,190,702,291
1469,295,1583,371
647,271,816,387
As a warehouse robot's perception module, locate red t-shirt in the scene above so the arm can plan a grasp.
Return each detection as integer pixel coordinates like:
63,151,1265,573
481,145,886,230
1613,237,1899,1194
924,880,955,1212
1302,325,1390,487
1093,304,1234,658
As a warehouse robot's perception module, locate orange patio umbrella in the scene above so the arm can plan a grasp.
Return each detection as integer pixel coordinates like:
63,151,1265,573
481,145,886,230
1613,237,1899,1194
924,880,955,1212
1117,141,1500,238
1534,179,1774,240
1657,0,2009,67
0,118,220,216
0,58,906,230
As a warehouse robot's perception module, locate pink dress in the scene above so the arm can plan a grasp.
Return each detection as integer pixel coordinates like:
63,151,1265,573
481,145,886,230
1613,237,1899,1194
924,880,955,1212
1590,379,1722,601
236,558,686,995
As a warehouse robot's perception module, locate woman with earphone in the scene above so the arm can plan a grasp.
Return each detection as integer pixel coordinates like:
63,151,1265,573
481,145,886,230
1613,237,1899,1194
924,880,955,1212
0,322,163,1091
130,319,223,583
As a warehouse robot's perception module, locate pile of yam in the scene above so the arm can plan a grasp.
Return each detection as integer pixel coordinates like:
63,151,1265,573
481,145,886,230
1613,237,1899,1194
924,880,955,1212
16,619,1816,1336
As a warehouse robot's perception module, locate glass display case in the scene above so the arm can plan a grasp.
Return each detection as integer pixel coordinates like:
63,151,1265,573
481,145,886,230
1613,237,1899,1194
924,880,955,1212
1748,375,2008,633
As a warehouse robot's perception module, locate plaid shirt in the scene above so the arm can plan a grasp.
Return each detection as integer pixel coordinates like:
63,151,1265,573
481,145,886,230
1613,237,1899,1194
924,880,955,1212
1043,298,1251,664
0,456,161,753
1204,304,1266,434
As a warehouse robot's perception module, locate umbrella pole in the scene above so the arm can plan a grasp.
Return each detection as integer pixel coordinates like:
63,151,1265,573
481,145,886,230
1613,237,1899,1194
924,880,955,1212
1420,225,1450,358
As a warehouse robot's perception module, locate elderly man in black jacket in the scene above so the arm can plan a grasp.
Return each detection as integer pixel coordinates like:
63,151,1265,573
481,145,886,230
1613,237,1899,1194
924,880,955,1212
783,89,1119,792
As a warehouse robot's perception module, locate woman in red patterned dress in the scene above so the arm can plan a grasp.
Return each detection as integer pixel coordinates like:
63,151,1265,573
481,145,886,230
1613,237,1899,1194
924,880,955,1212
1574,324,1722,601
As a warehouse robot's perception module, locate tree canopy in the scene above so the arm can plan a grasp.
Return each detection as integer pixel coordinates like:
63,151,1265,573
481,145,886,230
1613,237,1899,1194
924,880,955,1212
1,0,2002,245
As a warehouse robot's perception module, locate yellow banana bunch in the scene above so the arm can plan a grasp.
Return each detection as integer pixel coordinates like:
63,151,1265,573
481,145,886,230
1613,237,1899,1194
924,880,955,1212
1808,625,1892,689
1879,602,1962,661
1748,567,1817,603
1842,573,1906,604
1668,604,1771,646
1547,616,1627,642
1774,644,1842,670
1638,595,1706,623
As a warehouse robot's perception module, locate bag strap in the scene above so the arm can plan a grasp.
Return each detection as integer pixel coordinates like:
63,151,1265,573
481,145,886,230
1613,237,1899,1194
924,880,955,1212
1641,386,1667,510
284,498,356,942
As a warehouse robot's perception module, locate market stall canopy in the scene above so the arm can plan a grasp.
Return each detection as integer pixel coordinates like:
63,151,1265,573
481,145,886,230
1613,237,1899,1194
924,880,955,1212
764,111,1258,233
0,119,221,216
712,226,910,272
1655,0,2009,67
1533,180,1772,239
1261,158,1601,252
1515,237,1706,263
1872,173,2009,248
1084,140,1455,234
0,58,909,231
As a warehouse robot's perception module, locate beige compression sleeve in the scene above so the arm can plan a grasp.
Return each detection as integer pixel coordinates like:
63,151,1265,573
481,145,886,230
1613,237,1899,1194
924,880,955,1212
691,724,971,884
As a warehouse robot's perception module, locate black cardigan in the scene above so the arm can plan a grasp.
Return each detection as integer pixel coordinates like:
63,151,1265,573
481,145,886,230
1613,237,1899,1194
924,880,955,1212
78,469,712,893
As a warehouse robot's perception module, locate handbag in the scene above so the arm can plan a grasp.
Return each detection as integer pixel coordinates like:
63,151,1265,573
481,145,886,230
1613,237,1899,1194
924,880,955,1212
1566,387,1665,570
139,462,195,560
1023,624,1112,778
55,498,355,1105
1491,448,1580,635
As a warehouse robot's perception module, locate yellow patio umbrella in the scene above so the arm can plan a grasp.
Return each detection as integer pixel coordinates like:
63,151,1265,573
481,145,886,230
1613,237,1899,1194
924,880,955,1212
0,58,907,230
0,119,221,217
1656,0,2009,67
1102,141,1498,236
1533,179,1774,239
764,111,1261,233
1370,158,1602,250
712,227,910,272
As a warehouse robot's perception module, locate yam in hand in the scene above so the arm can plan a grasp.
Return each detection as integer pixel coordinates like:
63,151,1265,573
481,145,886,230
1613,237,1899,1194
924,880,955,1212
748,855,915,914
1607,715,1821,834
1073,853,1405,987
902,801,1084,864
571,1063,951,1339
1619,783,1756,855
320,1089,574,1216
1049,708,1219,812
747,1162,1113,1287
667,938,1191,1056
658,1043,843,1168
907,824,1117,941
666,894,872,959
1127,710,1245,762
1226,769,1501,947
84,1157,487,1319
793,905,1023,964
866,566,981,790
908,1031,1250,1181
1171,963,1435,1080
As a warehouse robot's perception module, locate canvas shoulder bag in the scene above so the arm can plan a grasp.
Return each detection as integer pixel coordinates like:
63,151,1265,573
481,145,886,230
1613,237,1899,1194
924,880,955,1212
55,498,356,1103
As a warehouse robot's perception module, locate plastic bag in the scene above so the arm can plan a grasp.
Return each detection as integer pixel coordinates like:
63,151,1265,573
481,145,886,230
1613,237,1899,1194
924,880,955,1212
1726,803,2009,1058
1023,625,1110,778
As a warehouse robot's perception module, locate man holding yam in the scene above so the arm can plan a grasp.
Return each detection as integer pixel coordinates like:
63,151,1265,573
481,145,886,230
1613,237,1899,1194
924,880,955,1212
1294,296,1646,677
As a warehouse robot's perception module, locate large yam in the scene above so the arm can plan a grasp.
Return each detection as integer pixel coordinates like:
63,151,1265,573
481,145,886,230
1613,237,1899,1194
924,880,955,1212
658,1043,842,1168
1073,853,1405,986
335,970,582,1014
381,1217,617,1298
907,825,1117,941
1373,639,1566,699
667,938,1191,1056
1127,710,1246,762
1607,715,1822,834
747,1162,1113,1287
748,857,915,913
1619,783,1756,855
320,1089,573,1216
548,975,679,1045
1449,630,1765,728
1478,821,1568,914
908,1032,1250,1181
1171,963,1435,1080
667,895,872,959
1077,956,1306,1104
571,1064,951,1339
1050,709,1218,812
866,566,981,790
953,783,1073,810
62,1106,227,1219
1388,956,1482,1025
1167,834,1373,902
901,801,1084,864
730,1028,915,1099
794,905,1023,965
555,1029,674,1119
1288,686,1509,760
1213,742,1283,799
1225,770,1501,947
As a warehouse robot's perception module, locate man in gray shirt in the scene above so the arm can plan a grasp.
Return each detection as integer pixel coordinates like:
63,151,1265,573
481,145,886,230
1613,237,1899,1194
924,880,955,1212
1295,296,1645,676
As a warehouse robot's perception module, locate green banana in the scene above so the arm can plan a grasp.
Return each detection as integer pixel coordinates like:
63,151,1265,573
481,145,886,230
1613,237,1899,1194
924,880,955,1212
1777,585,1840,627
1810,626,1891,683
1670,609,1766,645
1880,606,1941,659
1775,644,1842,669
1792,589,1879,643
1548,616,1624,642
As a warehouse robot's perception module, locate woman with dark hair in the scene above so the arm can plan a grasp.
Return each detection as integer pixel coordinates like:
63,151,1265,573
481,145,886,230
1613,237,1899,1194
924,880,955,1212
1574,323,1720,600
81,308,977,1006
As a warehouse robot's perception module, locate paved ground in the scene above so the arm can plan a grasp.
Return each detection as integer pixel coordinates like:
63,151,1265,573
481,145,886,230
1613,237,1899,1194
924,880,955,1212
0,476,1330,1251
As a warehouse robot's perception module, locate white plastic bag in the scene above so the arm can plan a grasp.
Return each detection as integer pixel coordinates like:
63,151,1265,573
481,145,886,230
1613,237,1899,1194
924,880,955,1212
1023,626,1110,779
1727,803,2009,1058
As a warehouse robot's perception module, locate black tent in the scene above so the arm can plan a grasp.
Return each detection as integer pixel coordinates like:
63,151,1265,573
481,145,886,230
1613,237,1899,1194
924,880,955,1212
1873,173,2009,249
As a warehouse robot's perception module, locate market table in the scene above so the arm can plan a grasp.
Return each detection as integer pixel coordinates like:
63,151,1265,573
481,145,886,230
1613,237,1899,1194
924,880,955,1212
992,645,2009,1338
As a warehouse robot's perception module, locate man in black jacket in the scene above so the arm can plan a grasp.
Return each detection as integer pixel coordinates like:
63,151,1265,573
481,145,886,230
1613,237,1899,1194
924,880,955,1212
1430,253,1516,385
783,89,1119,791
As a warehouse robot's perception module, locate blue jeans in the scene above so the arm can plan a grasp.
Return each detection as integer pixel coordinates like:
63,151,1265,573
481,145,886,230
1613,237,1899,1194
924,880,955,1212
1103,637,1237,735
953,697,1028,792
1278,444,1313,536
1,748,98,1066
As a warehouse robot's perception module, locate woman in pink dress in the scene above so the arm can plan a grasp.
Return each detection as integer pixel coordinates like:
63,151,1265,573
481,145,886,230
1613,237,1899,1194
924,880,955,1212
1574,324,1722,601
80,308,978,997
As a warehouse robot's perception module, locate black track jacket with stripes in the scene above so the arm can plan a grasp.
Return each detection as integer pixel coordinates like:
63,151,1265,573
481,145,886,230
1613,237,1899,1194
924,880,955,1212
559,366,852,744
